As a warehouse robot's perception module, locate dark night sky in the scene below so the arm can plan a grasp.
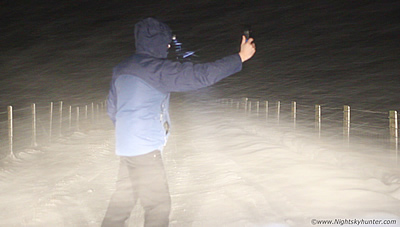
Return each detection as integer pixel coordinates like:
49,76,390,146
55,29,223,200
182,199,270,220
0,0,399,109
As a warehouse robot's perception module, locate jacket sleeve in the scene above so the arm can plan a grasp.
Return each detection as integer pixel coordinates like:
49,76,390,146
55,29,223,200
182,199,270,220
107,80,117,125
159,54,242,92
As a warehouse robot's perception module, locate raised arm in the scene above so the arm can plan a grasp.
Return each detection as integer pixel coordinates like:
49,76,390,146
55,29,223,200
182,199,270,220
158,36,256,93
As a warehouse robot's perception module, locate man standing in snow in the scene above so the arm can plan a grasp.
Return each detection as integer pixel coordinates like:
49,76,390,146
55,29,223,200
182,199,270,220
102,17,255,227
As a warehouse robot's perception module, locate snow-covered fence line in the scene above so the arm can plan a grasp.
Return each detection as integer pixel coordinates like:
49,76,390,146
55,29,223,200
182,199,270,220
0,100,107,160
218,98,398,154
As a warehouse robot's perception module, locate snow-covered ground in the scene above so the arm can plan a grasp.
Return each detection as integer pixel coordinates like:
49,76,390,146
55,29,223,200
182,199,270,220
0,95,399,227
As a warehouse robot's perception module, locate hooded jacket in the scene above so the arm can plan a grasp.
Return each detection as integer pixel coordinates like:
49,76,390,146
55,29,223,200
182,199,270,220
107,18,242,156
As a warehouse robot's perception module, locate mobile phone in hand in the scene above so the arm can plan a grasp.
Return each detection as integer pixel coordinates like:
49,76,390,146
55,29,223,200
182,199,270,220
244,28,252,41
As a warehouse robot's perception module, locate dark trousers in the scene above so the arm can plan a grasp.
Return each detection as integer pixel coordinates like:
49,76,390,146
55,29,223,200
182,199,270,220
102,150,171,227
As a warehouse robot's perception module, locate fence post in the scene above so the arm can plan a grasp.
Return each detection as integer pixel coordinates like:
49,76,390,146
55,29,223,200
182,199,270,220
389,111,398,138
76,106,80,131
91,102,95,124
244,98,248,113
265,100,269,120
84,104,88,129
248,101,252,114
49,102,53,143
292,101,297,128
59,101,63,136
277,101,281,123
69,105,72,131
315,104,321,138
343,105,351,143
31,103,37,147
96,104,100,123
85,105,88,120
8,106,15,158
256,101,260,117
389,110,398,154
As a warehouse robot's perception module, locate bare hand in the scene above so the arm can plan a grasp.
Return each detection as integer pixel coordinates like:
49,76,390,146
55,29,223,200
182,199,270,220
238,35,256,62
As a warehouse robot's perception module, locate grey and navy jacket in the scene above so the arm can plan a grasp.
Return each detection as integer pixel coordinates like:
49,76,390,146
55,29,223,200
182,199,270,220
107,17,242,156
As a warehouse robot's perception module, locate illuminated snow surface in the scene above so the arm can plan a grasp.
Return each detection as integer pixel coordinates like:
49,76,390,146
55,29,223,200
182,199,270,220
0,97,399,227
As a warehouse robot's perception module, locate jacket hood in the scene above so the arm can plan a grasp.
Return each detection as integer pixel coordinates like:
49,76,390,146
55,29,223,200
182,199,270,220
134,18,173,59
